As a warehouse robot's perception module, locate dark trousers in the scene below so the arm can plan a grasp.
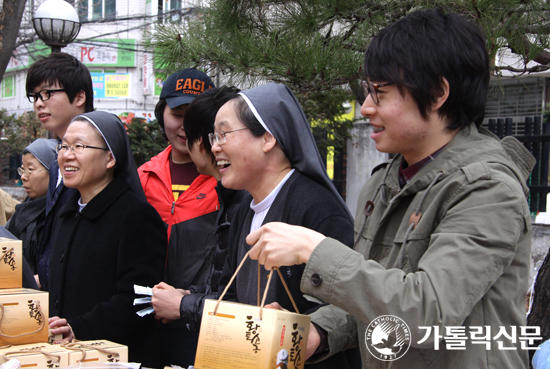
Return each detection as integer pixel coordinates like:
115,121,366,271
159,325,199,368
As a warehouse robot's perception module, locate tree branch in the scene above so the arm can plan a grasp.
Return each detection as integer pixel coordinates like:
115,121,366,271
495,64,550,74
15,37,35,48
508,35,550,66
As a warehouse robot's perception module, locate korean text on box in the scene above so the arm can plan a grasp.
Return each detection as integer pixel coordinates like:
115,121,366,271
195,299,310,369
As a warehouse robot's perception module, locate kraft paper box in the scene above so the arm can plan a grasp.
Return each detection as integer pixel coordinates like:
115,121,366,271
0,342,69,368
49,328,63,344
0,288,48,345
0,238,22,288
62,339,128,365
195,299,310,369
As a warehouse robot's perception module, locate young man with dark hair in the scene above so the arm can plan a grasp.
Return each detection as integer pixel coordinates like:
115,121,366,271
152,86,246,330
138,68,218,367
247,9,535,368
25,53,94,291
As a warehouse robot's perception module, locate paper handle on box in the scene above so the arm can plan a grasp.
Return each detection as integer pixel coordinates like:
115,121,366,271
1,350,61,364
214,250,300,319
0,303,45,338
62,341,120,362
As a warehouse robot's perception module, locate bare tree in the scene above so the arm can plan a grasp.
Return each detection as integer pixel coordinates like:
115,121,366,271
0,0,28,82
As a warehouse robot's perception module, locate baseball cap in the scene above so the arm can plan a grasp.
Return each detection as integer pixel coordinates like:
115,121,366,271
160,68,215,108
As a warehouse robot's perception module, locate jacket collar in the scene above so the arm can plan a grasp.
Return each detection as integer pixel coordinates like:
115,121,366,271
139,145,172,181
59,176,129,221
11,196,47,231
381,124,531,198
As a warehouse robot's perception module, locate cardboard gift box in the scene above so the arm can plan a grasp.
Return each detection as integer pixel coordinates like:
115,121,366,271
61,340,128,365
0,342,69,368
49,328,63,345
194,252,310,369
0,288,48,345
0,238,22,289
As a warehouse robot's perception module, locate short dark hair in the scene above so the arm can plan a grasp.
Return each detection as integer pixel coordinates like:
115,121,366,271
184,86,240,164
364,8,490,129
26,52,94,113
154,98,169,141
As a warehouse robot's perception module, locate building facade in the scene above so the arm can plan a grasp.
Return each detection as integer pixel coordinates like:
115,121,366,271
0,0,204,185
0,0,205,122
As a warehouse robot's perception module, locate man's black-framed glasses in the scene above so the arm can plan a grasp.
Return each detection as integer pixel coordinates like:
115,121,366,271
360,80,394,105
27,89,66,103
56,143,109,154
208,128,249,146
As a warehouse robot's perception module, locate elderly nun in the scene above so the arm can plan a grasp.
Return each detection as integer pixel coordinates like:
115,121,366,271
177,83,360,369
6,138,57,274
48,111,166,367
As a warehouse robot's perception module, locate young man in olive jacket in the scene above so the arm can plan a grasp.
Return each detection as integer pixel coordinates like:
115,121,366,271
247,9,536,369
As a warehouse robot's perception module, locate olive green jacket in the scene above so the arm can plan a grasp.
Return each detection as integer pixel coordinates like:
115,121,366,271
303,125,535,368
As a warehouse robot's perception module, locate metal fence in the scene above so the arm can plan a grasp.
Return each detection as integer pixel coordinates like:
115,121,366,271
486,117,550,214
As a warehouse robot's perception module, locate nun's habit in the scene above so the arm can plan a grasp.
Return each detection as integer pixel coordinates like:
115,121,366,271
48,111,166,367
23,138,57,171
6,139,57,273
72,111,147,201
238,83,352,219
219,84,359,369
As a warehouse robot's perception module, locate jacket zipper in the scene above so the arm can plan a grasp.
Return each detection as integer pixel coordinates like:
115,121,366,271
171,201,175,214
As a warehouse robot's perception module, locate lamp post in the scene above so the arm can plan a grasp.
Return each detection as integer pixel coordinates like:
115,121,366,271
33,0,81,53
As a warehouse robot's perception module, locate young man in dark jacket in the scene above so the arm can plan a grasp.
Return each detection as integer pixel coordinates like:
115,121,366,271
25,53,94,290
151,86,248,366
138,69,217,367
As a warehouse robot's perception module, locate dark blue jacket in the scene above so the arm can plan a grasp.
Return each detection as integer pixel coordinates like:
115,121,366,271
37,154,76,290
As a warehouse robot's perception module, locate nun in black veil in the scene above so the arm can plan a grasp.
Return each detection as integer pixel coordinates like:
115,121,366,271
169,83,360,369
48,111,166,367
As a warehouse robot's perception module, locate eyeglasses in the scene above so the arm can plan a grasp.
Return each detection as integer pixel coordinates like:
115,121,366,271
56,143,109,154
360,80,394,105
208,127,249,146
27,89,66,103
17,167,47,178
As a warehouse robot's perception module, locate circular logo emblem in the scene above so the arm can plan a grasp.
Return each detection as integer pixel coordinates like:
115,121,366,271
365,315,411,361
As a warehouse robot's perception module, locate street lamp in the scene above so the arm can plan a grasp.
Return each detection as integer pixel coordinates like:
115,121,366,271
33,0,81,53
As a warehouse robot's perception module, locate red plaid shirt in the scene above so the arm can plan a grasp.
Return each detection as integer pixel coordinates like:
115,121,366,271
398,146,446,188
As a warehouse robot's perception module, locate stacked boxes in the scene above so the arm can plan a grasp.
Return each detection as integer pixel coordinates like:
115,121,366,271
0,237,51,368
0,238,48,347
0,238,129,367
0,238,128,367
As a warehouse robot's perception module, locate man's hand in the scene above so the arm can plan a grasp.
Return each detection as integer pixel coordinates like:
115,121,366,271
49,316,75,343
152,282,190,324
247,222,325,270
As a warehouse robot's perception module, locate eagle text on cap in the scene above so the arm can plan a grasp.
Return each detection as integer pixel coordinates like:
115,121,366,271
175,78,211,95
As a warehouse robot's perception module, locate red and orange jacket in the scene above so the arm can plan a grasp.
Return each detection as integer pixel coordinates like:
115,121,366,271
138,145,219,289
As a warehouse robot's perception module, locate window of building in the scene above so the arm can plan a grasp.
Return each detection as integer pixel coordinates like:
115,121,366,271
1,75,15,99
483,77,546,135
158,0,190,23
77,0,116,21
